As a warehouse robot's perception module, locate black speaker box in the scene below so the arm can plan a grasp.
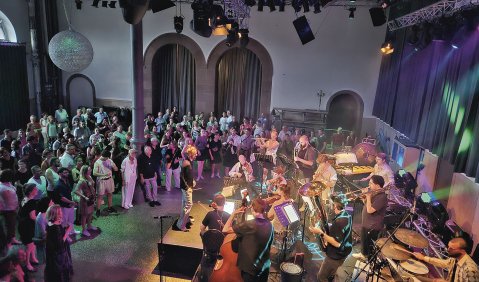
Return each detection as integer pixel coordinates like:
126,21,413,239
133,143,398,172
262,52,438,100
293,16,315,45
158,243,203,279
369,7,386,27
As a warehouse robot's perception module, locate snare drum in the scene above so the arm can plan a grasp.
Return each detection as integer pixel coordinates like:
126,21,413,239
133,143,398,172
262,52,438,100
280,262,303,282
398,259,429,278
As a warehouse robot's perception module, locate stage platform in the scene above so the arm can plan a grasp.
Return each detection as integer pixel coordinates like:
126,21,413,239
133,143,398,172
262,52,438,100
157,203,211,280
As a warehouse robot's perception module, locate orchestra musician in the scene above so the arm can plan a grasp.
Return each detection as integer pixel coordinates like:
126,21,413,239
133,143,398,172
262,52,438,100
266,165,287,194
238,128,255,161
222,198,274,282
313,154,338,203
360,153,394,187
413,237,479,282
267,183,292,233
352,175,388,261
294,135,317,182
255,130,280,166
229,155,254,183
309,194,352,282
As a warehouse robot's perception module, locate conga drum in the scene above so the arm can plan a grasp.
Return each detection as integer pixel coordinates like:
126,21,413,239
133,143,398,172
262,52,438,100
280,262,303,282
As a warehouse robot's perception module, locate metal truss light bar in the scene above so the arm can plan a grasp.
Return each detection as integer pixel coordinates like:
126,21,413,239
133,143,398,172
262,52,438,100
387,0,479,31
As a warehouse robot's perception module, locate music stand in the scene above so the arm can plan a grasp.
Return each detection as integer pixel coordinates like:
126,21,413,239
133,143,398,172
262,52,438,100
274,202,300,262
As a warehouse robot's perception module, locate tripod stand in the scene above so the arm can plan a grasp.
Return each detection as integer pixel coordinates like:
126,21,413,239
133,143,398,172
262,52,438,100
353,206,416,281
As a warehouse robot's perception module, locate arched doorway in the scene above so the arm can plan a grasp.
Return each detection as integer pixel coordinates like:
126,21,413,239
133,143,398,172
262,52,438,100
326,91,364,135
152,44,196,115
207,38,273,119
144,33,206,115
0,10,17,42
215,47,262,119
66,74,96,113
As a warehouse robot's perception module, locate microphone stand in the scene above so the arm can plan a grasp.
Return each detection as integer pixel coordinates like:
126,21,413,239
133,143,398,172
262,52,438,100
155,215,172,282
353,199,417,281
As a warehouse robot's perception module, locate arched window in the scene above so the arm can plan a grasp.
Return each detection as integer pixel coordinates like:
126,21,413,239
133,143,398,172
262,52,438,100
0,10,17,42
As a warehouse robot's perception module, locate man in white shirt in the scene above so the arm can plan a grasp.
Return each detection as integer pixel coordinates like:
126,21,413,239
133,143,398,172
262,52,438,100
60,144,76,170
27,165,47,199
94,107,108,125
55,104,69,129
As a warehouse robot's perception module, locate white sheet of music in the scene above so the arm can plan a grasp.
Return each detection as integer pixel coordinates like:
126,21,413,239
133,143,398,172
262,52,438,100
283,204,300,224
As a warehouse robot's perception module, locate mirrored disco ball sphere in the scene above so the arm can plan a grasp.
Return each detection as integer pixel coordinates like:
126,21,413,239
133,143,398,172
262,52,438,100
48,30,94,72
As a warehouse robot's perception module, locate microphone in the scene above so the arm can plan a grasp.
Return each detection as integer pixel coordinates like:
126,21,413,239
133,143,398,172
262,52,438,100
154,215,173,219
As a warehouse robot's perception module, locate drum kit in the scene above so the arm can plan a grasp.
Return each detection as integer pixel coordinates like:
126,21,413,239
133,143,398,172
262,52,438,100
374,228,430,279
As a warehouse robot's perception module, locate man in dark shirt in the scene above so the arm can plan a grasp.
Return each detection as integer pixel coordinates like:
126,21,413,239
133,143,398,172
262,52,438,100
176,146,197,232
294,135,317,181
53,168,78,239
352,175,388,260
165,141,181,191
138,146,160,207
200,194,230,235
0,129,13,149
223,198,274,282
310,194,352,281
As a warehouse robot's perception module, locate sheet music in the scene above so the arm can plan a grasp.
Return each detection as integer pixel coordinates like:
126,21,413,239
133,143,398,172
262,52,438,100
224,201,235,214
283,204,300,224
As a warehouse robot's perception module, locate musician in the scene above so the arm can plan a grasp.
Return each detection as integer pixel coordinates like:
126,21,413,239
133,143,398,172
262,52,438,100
309,194,352,282
229,155,254,183
176,145,198,232
256,130,280,166
267,183,292,233
294,135,317,182
200,194,230,236
223,128,241,176
352,175,388,261
313,154,338,202
238,129,255,160
266,165,287,194
360,153,394,187
413,237,479,282
222,198,274,282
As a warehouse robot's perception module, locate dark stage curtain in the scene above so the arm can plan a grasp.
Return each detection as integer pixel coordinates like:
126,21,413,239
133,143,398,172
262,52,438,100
152,44,195,115
373,26,479,181
0,43,30,130
215,47,262,120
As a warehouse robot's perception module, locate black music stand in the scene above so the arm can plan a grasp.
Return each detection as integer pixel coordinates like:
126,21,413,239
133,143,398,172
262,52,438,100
274,202,300,262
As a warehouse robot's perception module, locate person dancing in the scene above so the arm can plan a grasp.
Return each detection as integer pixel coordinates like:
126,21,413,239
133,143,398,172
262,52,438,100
176,145,198,232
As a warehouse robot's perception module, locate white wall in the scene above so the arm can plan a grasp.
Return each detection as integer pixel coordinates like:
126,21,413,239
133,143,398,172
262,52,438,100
4,2,386,116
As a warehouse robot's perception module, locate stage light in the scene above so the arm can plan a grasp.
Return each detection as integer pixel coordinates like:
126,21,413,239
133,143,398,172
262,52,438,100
226,22,239,47
92,0,100,8
349,7,356,19
244,0,256,7
407,25,419,45
451,44,458,49
174,16,184,33
267,0,276,12
350,0,356,2
279,0,285,12
239,29,249,47
108,1,117,8
258,0,264,11
75,0,82,9
380,42,394,54
102,1,108,8
303,0,310,13
292,0,302,12
150,0,176,13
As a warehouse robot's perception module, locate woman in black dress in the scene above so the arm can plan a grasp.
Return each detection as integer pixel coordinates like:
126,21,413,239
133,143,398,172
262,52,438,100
18,183,39,271
45,204,73,282
208,132,222,178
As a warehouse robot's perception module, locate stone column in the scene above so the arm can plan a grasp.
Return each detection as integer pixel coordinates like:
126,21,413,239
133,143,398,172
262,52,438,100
130,21,145,151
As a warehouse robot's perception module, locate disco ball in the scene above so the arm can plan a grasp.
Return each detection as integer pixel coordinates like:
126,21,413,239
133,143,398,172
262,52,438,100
48,30,93,72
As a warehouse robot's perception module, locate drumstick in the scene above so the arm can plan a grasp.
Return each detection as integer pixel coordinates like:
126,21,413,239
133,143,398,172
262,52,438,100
392,245,414,255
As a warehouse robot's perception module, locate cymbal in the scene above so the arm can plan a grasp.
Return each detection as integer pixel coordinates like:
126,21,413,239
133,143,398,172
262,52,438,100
394,229,429,249
298,181,327,197
375,238,411,261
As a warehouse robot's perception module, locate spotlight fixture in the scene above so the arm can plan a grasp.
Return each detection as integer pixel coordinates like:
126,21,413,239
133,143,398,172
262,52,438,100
108,1,117,8
451,44,458,49
350,0,356,2
258,0,264,11
267,0,276,12
407,25,419,45
239,28,249,47
279,0,285,12
303,0,310,13
174,16,184,33
75,0,82,9
226,22,239,47
92,0,100,8
292,0,302,12
348,7,356,19
102,1,108,8
380,42,394,54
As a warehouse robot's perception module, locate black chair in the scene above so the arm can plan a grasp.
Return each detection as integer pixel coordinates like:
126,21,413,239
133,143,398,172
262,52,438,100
199,229,225,282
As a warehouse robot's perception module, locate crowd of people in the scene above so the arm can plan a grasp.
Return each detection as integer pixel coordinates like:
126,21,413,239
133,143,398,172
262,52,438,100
0,104,344,281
